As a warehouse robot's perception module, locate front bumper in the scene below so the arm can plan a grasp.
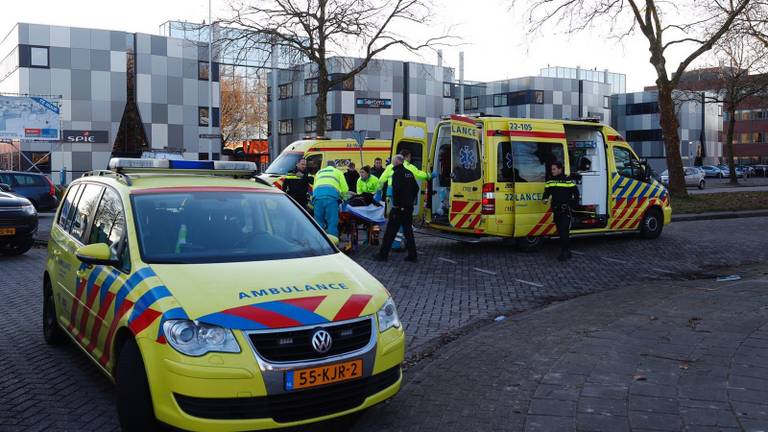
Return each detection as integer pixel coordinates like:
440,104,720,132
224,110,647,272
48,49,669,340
138,319,405,431
0,210,37,243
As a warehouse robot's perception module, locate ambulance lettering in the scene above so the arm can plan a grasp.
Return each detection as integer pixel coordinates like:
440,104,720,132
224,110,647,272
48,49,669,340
238,282,349,299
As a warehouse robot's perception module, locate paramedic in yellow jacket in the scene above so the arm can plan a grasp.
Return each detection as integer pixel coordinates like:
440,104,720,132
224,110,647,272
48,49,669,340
377,149,431,196
312,161,348,236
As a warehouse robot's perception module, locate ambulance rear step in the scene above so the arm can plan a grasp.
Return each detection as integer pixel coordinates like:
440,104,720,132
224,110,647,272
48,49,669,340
414,226,482,243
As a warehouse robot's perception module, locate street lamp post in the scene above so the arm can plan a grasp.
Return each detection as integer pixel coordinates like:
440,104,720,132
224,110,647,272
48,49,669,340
208,0,214,160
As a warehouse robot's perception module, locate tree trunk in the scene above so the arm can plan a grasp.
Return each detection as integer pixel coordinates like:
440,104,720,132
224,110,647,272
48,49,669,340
315,66,329,137
657,84,688,197
725,107,738,185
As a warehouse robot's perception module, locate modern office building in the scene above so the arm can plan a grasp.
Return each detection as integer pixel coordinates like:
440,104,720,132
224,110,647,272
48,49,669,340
674,68,768,165
0,22,221,182
268,56,455,149
611,90,723,172
459,70,616,122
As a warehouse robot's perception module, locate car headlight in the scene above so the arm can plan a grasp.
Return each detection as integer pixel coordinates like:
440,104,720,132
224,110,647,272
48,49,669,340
21,203,36,215
377,297,401,333
163,320,240,356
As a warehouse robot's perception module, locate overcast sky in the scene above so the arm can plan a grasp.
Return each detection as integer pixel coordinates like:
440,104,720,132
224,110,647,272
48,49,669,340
2,0,710,92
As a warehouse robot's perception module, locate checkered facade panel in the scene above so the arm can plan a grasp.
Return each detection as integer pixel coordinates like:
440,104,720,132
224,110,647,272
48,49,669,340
0,23,220,181
611,90,723,172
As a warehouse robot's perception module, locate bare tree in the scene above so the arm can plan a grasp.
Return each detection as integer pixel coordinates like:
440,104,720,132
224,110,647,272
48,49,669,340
679,35,768,184
223,0,453,137
513,0,750,197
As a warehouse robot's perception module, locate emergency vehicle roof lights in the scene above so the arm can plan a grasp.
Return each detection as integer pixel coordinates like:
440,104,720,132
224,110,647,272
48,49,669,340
108,158,258,174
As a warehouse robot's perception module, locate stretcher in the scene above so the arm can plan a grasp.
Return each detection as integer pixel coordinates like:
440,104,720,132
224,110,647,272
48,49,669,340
339,202,386,252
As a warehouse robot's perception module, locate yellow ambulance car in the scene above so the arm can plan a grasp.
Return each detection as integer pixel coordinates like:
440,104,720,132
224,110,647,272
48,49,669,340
43,159,404,431
391,115,672,250
258,138,391,188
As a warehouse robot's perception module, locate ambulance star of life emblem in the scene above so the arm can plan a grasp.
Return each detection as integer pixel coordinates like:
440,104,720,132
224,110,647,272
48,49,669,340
459,145,477,169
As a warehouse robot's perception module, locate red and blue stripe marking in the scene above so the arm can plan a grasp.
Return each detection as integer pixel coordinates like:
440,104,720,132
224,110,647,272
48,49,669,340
197,294,373,330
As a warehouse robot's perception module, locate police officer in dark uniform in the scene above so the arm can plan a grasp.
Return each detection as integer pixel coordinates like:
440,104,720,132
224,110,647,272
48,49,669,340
374,154,419,262
283,158,313,211
543,161,580,261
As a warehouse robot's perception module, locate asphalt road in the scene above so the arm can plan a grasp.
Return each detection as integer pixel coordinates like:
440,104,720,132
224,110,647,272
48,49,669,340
1,217,767,430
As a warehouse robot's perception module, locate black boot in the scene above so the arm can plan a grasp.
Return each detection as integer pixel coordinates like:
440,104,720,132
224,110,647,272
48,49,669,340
373,253,388,262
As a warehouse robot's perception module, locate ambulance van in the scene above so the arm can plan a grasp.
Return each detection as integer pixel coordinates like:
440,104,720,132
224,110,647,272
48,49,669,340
258,138,391,188
391,115,672,250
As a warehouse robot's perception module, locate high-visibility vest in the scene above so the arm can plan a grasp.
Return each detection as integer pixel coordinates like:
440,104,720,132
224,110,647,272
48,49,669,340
377,161,429,190
313,166,349,197
357,175,379,194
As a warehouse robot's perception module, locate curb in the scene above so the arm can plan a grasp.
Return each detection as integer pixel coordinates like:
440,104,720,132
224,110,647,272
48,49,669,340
672,209,768,222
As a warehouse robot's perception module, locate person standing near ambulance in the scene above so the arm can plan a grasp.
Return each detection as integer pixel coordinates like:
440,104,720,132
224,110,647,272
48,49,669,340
543,161,580,261
375,154,419,262
377,149,430,191
312,161,348,237
282,158,313,211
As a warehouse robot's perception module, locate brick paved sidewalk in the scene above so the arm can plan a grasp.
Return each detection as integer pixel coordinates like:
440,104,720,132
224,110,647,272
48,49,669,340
354,266,768,432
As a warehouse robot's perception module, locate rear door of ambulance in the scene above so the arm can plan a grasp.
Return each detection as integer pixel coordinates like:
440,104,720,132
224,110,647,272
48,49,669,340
391,119,429,219
509,120,569,239
446,115,483,231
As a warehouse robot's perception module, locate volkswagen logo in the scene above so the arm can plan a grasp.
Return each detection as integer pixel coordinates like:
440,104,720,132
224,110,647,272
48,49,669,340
311,329,333,354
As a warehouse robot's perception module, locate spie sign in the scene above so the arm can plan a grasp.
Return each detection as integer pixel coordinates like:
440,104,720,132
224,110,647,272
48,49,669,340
64,130,108,144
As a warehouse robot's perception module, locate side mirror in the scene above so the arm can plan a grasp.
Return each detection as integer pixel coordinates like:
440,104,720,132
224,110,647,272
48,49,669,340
327,234,340,246
0,183,12,192
76,243,120,266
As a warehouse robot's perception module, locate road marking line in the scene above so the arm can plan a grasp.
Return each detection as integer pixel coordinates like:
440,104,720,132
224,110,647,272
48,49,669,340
515,279,544,288
651,268,676,274
601,257,627,264
438,257,458,264
473,267,497,275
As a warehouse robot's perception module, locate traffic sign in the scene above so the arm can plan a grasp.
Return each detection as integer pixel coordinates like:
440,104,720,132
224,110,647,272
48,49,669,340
351,130,367,147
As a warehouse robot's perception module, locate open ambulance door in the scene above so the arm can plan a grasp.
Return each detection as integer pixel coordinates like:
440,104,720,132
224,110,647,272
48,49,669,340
446,115,483,231
391,119,429,220
510,120,568,240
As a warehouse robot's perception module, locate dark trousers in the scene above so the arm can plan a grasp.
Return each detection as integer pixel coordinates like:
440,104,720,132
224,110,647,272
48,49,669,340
379,207,416,258
553,208,572,254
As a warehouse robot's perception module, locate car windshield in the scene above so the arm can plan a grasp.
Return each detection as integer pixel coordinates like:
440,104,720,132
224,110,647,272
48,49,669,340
132,191,335,264
265,152,303,175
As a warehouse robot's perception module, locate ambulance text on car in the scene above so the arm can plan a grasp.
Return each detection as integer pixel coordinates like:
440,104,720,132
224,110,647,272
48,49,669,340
43,159,404,431
390,115,671,250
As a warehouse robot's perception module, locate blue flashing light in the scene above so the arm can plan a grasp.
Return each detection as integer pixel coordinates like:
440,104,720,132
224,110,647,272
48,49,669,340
169,160,215,170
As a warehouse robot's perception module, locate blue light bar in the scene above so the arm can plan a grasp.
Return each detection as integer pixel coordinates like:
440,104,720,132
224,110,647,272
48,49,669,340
169,160,215,170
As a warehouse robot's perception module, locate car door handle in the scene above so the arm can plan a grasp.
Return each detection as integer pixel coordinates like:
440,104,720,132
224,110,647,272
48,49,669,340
471,187,478,191
453,194,465,198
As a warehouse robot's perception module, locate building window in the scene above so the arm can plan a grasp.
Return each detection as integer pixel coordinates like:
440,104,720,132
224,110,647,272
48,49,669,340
625,129,663,142
533,91,544,104
625,102,659,116
464,96,478,111
198,107,209,127
603,96,610,109
198,61,210,80
305,78,319,95
279,83,293,99
267,86,272,102
330,74,354,91
304,117,317,133
717,105,723,117
493,94,508,107
325,114,333,131
342,114,354,131
279,120,293,135
443,82,453,98
30,46,48,67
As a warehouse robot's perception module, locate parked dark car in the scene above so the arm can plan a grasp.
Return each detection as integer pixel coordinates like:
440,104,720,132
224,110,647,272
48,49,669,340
0,184,38,255
0,171,58,211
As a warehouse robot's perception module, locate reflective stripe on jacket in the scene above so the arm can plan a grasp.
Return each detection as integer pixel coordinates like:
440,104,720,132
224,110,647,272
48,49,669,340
377,161,429,190
313,166,349,199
